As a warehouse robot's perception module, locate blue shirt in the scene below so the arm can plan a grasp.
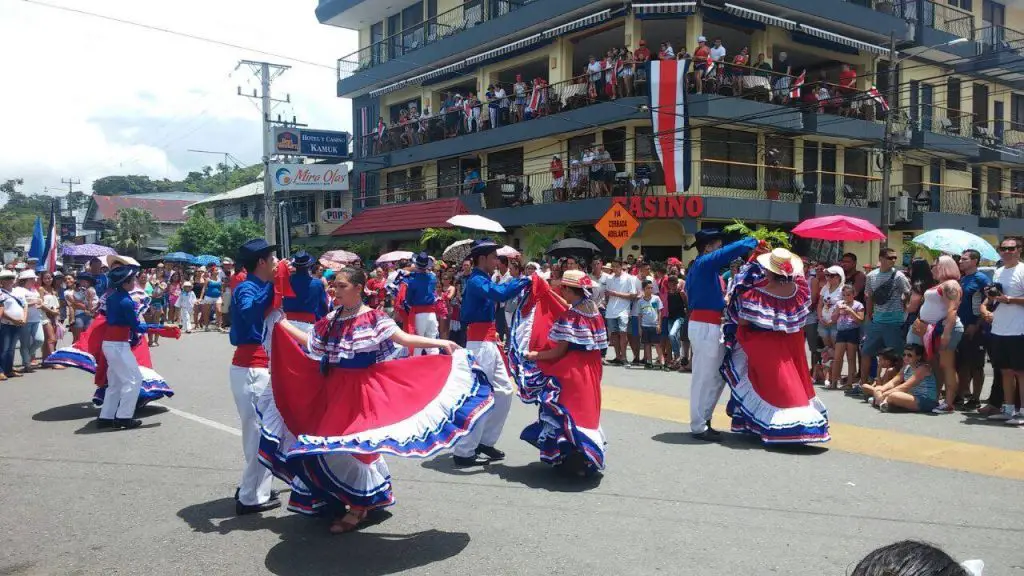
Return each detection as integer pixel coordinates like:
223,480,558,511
105,288,147,333
958,271,990,327
460,269,528,325
94,273,109,296
205,280,223,299
685,237,758,312
404,271,437,307
229,276,273,346
283,271,328,320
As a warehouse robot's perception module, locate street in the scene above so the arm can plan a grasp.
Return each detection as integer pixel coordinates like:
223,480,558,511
1,332,1022,575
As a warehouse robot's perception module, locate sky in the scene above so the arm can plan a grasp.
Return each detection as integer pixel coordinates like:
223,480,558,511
0,0,357,198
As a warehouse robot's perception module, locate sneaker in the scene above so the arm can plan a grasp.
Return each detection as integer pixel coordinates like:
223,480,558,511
988,406,1016,421
1006,413,1024,426
879,401,891,413
844,386,863,397
932,401,954,414
977,404,999,417
868,397,876,407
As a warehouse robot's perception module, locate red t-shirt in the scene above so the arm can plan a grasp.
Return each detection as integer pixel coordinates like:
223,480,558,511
839,69,857,89
551,160,564,179
229,271,248,290
634,47,650,62
694,45,710,60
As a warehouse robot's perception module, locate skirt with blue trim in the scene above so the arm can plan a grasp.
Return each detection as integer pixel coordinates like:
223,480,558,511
46,346,174,408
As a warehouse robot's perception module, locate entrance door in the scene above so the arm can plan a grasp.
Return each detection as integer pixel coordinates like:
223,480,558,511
995,100,1005,142
973,84,989,131
921,84,934,131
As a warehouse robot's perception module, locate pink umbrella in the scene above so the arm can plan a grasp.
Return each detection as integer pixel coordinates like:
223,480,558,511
377,250,414,264
497,245,520,258
319,250,360,271
792,215,885,242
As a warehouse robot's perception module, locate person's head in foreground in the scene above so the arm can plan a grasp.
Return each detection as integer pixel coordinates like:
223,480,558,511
851,540,979,576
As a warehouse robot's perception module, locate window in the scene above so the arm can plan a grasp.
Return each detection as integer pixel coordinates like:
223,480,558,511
844,148,869,197
387,14,402,59
386,170,409,203
213,205,225,221
949,0,973,11
988,167,1003,199
324,190,344,209
402,2,424,51
370,22,385,66
1011,94,1024,129
1012,170,1024,193
408,166,426,201
765,137,795,194
634,126,664,186
240,202,249,220
288,195,315,226
947,78,962,126
487,148,524,177
701,128,757,190
437,158,461,197
252,201,264,223
568,134,596,162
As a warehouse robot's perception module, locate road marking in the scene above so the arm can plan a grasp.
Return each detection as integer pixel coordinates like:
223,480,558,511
602,385,1024,482
150,403,241,437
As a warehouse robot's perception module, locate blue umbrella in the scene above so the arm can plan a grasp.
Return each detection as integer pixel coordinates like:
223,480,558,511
912,229,1000,262
163,251,194,263
192,254,221,266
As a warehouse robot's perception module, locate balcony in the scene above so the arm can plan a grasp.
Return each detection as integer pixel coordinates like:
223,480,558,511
955,25,1024,84
972,120,1024,165
890,182,982,229
910,103,981,157
737,0,910,43
895,0,976,60
335,0,612,97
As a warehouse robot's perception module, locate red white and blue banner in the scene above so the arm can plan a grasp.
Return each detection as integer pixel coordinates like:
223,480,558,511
648,58,692,193
43,201,58,272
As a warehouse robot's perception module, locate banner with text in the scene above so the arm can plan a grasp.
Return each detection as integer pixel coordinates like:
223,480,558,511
270,163,349,191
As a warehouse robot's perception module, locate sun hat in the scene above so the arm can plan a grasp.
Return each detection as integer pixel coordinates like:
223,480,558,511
561,270,594,289
757,248,804,277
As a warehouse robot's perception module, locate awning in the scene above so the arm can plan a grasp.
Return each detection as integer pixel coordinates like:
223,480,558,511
408,60,469,85
332,197,469,236
723,3,796,29
466,34,543,65
632,2,697,15
542,9,611,38
798,24,893,56
370,79,412,98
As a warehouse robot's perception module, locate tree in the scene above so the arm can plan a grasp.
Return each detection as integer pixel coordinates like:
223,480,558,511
65,189,89,211
212,219,264,258
108,208,157,257
337,240,379,264
168,208,220,255
520,224,571,261
420,227,474,254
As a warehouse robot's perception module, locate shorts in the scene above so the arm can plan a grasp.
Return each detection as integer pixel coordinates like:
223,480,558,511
628,316,640,338
836,328,860,345
913,394,939,413
74,313,93,330
641,326,661,343
955,329,986,369
988,334,1024,371
907,320,963,351
818,323,838,341
862,321,906,357
202,296,220,306
606,314,629,334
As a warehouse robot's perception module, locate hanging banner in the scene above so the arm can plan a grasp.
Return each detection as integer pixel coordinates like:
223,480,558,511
270,163,349,191
648,59,692,193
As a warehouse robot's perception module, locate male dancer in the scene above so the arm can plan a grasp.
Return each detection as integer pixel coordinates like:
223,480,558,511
98,265,148,430
282,251,328,331
403,252,440,355
229,239,281,515
685,230,757,442
452,239,529,467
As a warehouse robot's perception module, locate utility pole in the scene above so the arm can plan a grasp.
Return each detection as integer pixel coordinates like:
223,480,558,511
237,60,291,247
879,31,897,249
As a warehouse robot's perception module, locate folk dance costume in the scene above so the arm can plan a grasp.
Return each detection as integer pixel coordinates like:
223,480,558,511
282,251,329,331
257,306,494,529
508,271,608,475
685,231,759,440
402,252,440,355
721,249,829,444
45,271,177,410
451,239,530,466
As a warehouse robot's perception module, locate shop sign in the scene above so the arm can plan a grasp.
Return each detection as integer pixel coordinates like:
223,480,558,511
321,208,352,224
595,203,641,250
270,163,349,191
612,195,705,219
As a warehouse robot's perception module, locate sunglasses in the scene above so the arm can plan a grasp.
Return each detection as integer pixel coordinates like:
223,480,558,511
999,245,1018,252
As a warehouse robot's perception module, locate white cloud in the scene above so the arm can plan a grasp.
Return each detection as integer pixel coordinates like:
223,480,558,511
0,0,356,195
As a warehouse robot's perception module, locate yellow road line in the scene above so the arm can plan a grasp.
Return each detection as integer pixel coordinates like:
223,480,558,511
603,385,1024,481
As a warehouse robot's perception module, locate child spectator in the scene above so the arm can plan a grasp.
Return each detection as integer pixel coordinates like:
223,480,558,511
863,344,939,413
829,284,864,390
176,280,197,334
638,280,663,369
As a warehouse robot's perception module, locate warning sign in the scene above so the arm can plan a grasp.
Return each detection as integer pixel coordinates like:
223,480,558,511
594,203,641,250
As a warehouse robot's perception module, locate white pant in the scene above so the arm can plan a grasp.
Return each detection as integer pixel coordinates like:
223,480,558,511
179,307,193,332
411,312,439,356
229,365,273,506
688,320,726,434
100,341,143,420
453,340,513,457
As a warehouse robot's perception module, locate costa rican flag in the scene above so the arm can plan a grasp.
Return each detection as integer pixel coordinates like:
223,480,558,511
868,84,890,111
43,202,58,273
648,58,692,193
376,119,386,141
790,71,805,99
528,84,542,112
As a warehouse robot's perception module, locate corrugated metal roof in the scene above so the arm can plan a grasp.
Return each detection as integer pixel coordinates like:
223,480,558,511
332,198,469,236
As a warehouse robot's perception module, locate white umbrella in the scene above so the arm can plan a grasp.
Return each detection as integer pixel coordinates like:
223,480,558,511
446,214,506,233
377,250,414,264
497,245,520,258
442,239,473,263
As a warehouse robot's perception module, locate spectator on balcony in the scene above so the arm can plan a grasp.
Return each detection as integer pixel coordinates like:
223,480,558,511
583,147,602,197
693,36,711,94
838,64,858,116
598,145,615,196
550,155,566,202
658,41,675,60
495,83,509,125
398,109,412,148
466,92,481,132
478,95,490,130
512,75,528,122
463,167,484,195
486,85,501,129
710,38,727,63
443,95,461,138
619,46,635,97
753,53,772,78
633,162,651,196
772,51,792,102
569,159,586,199
604,49,619,100
732,47,750,95
634,40,651,93
587,55,603,102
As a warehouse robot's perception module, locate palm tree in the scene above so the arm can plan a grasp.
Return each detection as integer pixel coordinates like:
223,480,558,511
108,207,157,257
520,224,571,260
420,227,473,253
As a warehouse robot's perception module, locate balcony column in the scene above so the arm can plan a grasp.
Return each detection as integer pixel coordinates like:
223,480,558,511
836,146,847,203
688,12,704,49
691,127,703,197
750,30,769,60
625,125,636,183
624,12,640,49
555,36,575,82
757,132,766,195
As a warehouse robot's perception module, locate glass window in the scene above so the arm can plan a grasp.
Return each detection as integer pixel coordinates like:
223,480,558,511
568,134,596,162
765,136,795,194
634,126,665,186
844,147,869,197
701,128,757,190
288,195,314,226
487,147,524,176
324,190,343,209
386,170,409,204
402,2,424,50
1011,94,1024,128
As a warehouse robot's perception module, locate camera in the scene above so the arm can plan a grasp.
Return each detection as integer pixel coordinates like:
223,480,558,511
986,283,1004,298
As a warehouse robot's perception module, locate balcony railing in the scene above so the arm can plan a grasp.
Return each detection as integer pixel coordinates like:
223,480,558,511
893,183,980,215
982,192,1024,218
337,0,534,80
918,103,977,138
976,24,1024,55
893,0,975,40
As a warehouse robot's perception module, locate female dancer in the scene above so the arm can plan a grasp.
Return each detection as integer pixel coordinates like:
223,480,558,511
260,267,495,534
720,248,830,444
513,270,608,476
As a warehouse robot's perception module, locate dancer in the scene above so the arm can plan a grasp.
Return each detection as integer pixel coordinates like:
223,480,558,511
402,252,440,354
685,230,759,441
513,270,608,476
262,266,494,534
450,239,530,467
720,248,829,444
228,238,281,515
282,251,328,331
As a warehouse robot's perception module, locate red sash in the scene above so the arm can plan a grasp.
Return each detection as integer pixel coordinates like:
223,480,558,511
689,310,723,325
233,344,270,369
103,325,131,342
467,322,498,343
287,311,317,324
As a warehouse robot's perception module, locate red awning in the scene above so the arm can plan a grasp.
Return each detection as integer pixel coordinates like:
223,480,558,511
332,198,469,236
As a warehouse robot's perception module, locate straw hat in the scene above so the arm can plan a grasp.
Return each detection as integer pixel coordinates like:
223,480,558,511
757,248,804,277
561,270,593,289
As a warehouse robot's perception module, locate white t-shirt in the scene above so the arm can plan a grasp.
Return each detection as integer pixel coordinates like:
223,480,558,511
13,287,41,323
588,61,603,81
589,272,610,308
1,289,25,326
710,45,727,61
820,283,844,324
605,272,638,320
639,295,662,327
991,262,1024,336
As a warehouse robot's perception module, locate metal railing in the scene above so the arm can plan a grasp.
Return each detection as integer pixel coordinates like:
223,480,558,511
982,192,1024,218
893,0,974,40
337,0,533,80
920,103,976,138
893,183,979,215
975,24,1024,54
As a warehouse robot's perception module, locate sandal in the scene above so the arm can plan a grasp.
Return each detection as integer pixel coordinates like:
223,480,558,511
329,509,367,535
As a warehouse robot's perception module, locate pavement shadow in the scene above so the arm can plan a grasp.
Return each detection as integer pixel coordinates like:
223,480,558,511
419,455,493,476
651,432,828,455
961,415,1012,427
74,422,162,435
32,402,98,422
487,462,603,493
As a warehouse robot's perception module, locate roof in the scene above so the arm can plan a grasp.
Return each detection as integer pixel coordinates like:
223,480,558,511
90,195,196,223
332,198,469,236
185,182,264,209
128,191,210,201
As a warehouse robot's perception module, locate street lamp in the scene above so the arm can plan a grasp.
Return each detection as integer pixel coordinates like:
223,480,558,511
879,35,969,248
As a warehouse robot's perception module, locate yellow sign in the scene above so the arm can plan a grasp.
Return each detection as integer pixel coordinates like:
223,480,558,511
594,203,640,250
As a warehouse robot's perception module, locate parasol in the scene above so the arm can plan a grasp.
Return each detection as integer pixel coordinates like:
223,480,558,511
163,251,194,263
442,239,473,263
446,214,506,233
497,245,520,258
62,244,116,258
319,250,361,271
377,250,414,264
792,215,885,242
546,238,600,258
192,254,221,266
912,229,1000,261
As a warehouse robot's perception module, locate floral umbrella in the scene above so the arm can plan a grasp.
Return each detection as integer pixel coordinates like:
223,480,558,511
319,250,361,271
163,251,194,263
912,229,1000,261
192,254,221,266
62,244,116,258
442,239,473,263
377,250,414,264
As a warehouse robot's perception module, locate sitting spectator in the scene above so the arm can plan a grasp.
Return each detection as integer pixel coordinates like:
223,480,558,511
864,344,939,413
908,255,963,414
857,347,902,398
829,284,864,390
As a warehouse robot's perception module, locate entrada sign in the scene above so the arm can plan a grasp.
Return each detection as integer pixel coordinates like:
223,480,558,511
612,195,705,219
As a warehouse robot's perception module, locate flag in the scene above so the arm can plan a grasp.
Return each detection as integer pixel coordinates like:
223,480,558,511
28,216,45,266
868,84,890,111
648,58,692,193
376,119,386,141
790,71,805,99
43,202,58,272
528,83,542,113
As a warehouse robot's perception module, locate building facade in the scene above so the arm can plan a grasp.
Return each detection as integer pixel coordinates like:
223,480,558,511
85,192,209,254
319,0,1024,263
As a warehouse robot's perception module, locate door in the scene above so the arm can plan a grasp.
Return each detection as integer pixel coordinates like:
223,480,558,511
909,80,920,126
973,84,989,131
437,158,461,198
402,2,424,50
903,164,924,206
983,0,1006,49
995,100,1005,142
930,160,943,212
820,144,837,205
921,84,934,132
947,78,961,132
802,141,819,201
388,14,402,59
409,166,425,201
370,22,385,66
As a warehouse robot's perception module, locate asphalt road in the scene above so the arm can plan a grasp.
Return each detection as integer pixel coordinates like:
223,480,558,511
1,332,1022,575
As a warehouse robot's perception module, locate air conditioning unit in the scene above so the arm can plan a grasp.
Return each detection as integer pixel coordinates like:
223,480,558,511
305,223,318,236
889,195,912,225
